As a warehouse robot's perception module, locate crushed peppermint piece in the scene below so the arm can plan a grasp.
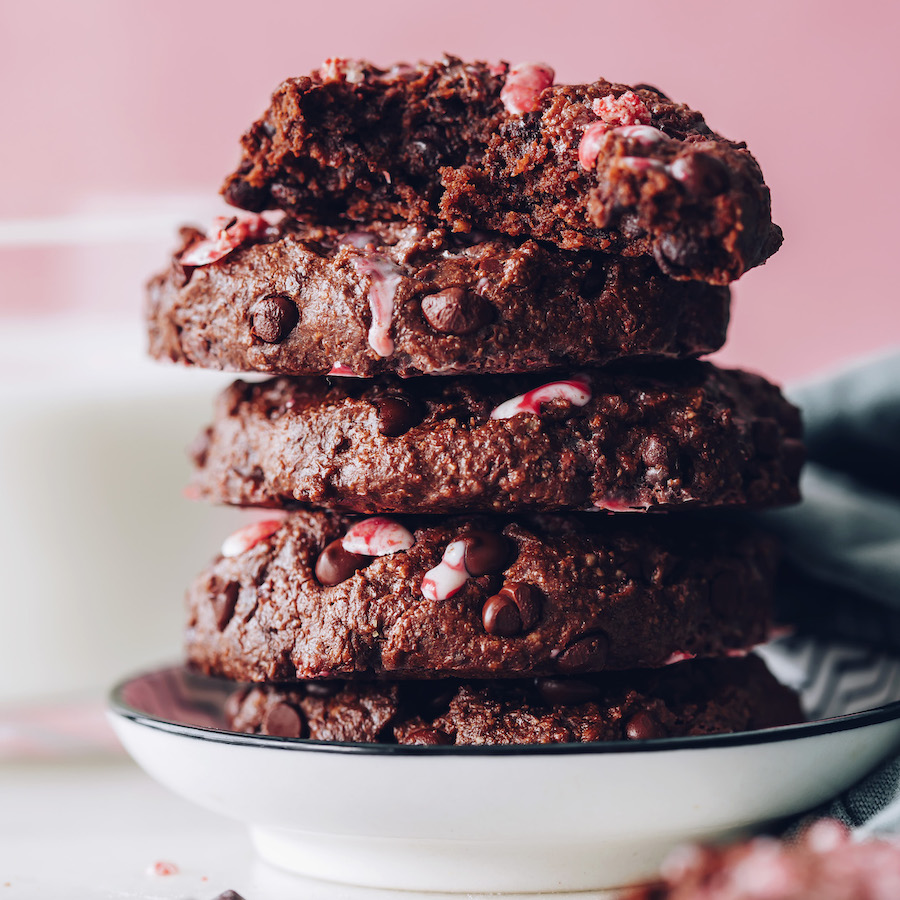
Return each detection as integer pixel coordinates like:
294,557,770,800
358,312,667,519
614,124,667,146
615,156,666,174
663,650,697,666
339,231,378,249
342,517,414,557
179,214,269,267
351,254,402,357
221,520,283,558
578,122,609,169
421,539,469,601
146,861,179,877
592,90,651,126
589,499,649,513
319,58,366,84
328,362,359,377
375,63,416,83
500,63,555,115
640,820,900,900
490,375,592,420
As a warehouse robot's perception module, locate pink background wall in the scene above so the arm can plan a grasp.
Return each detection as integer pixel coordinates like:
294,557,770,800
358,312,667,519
3,0,899,383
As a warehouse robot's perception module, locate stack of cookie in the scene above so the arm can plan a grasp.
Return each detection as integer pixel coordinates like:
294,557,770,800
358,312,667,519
147,57,805,745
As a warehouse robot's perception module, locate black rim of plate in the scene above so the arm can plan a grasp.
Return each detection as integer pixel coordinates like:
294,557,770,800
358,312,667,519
109,665,900,757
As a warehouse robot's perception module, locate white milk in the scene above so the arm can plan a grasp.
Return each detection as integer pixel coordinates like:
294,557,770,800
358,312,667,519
0,317,255,704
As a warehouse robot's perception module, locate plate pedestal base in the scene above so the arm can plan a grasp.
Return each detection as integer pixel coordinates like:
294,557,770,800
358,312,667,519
250,823,751,893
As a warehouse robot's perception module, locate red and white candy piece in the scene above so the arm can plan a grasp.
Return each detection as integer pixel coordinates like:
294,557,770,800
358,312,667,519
179,214,269,267
351,254,403,357
339,231,378,249
421,539,470,601
327,362,360,377
592,90,651,126
662,650,697,666
319,57,366,84
500,63,555,115
579,123,668,170
490,375,592,420
666,156,697,183
220,519,283,558
614,124,666,146
588,499,650,513
342,517,414,557
615,156,666,174
146,861,179,877
578,122,609,169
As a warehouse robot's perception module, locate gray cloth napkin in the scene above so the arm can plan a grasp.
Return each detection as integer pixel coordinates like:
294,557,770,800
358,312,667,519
761,350,900,833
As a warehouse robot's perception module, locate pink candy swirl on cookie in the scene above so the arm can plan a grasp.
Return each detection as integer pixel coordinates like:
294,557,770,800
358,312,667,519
351,254,403,357
421,539,470,602
180,214,270,267
501,63,555,114
342,517,414,556
490,375,592,420
221,519,283,557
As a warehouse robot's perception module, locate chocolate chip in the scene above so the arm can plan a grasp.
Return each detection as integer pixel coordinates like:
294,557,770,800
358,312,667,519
405,727,452,746
213,581,240,632
558,631,609,673
251,294,299,343
625,710,666,740
374,395,422,437
483,582,540,635
633,83,670,101
315,539,372,586
213,892,247,900
536,678,601,705
482,593,523,636
462,531,513,576
655,232,705,273
262,701,305,738
224,178,269,212
709,570,744,614
675,153,729,198
421,287,492,335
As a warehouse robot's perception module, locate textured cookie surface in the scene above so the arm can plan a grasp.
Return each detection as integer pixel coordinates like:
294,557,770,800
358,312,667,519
190,363,804,514
147,219,730,377
186,509,778,680
221,56,781,284
224,655,802,745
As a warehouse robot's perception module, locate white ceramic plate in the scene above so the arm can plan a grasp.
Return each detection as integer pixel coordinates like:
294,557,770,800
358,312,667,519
108,636,900,893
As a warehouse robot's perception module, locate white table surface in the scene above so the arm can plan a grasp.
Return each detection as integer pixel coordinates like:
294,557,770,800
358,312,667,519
0,750,618,900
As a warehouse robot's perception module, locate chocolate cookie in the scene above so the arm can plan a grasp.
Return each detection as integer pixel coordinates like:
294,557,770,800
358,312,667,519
146,218,730,377
186,509,778,680
221,56,781,284
190,363,803,514
224,655,802,745
620,820,898,900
